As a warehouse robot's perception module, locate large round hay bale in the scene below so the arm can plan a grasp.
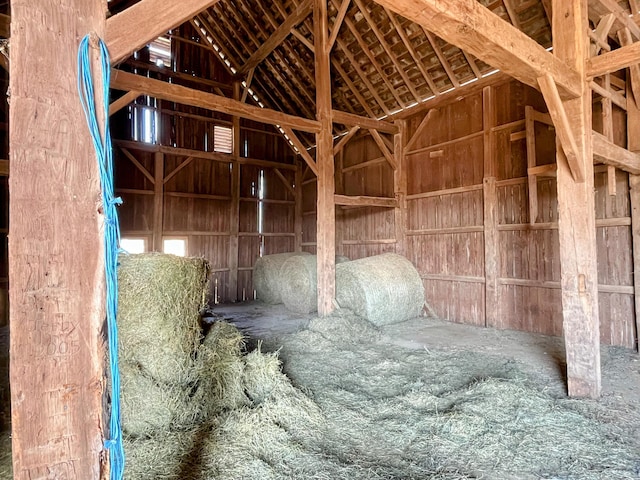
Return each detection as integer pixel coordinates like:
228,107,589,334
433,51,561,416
253,252,310,304
280,255,350,314
118,253,209,385
335,253,424,326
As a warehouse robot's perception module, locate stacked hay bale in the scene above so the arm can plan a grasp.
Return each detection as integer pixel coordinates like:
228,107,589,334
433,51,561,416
252,251,310,304
336,253,425,326
280,254,350,314
118,253,209,436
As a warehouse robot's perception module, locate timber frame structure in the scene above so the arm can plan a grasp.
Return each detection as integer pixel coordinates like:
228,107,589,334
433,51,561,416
7,0,640,476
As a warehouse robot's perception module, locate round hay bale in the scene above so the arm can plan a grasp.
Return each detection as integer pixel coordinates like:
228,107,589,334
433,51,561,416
120,363,202,437
117,253,209,385
335,253,424,326
280,255,350,314
253,252,310,304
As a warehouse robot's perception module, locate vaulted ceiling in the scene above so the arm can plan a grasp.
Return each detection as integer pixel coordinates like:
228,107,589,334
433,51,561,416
108,0,640,135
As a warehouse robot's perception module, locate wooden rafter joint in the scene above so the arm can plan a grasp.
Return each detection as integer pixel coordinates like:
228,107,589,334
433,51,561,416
537,74,585,183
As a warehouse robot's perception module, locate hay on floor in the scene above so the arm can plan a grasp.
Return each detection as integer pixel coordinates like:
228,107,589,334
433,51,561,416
253,252,310,305
118,253,209,385
280,255,349,314
336,253,425,326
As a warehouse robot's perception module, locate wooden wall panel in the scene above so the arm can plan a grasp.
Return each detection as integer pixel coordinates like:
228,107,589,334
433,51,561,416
424,280,485,326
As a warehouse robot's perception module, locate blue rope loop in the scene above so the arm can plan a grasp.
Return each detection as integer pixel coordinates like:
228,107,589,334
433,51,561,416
77,34,125,480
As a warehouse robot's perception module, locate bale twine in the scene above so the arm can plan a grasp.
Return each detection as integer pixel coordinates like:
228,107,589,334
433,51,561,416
335,253,424,326
118,253,209,385
280,255,350,314
253,252,310,304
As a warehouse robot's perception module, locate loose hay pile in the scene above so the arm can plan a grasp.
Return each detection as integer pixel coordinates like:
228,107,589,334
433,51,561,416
336,253,425,325
280,255,349,314
253,252,310,304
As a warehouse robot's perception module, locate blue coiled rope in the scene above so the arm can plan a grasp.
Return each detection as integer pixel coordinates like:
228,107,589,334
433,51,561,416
77,35,125,480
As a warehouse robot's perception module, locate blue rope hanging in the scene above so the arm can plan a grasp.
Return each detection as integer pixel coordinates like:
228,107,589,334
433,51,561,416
77,34,125,480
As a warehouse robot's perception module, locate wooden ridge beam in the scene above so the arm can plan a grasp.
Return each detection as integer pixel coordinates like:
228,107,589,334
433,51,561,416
332,109,398,134
106,0,221,64
334,194,398,208
593,131,640,174
111,69,321,133
538,73,584,182
372,0,581,99
588,41,640,77
238,0,313,74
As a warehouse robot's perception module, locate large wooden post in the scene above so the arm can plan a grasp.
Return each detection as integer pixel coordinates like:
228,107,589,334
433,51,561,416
552,0,601,398
627,77,640,351
394,120,407,256
229,81,241,301
153,151,165,251
482,85,499,329
10,0,108,477
314,0,336,316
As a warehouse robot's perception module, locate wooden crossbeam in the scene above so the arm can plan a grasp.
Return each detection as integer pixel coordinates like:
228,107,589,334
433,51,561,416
332,109,397,134
328,0,350,50
333,126,360,155
111,69,321,133
593,131,640,174
109,90,140,116
590,79,627,110
589,13,615,56
588,41,640,77
617,28,640,105
373,0,581,99
238,0,313,74
274,168,296,197
241,68,255,103
538,73,584,182
370,129,397,170
163,156,194,185
334,194,398,208
106,0,221,64
405,108,438,152
593,0,640,39
121,148,155,185
281,127,318,176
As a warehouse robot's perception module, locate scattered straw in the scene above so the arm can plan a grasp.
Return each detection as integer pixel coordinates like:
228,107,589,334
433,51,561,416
336,253,425,326
253,252,310,305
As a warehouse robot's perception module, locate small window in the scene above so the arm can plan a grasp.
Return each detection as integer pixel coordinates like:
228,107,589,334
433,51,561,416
214,125,233,154
148,36,172,68
163,237,187,257
121,238,147,254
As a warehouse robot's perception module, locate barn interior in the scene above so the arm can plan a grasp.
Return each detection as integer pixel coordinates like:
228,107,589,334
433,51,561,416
2,0,640,478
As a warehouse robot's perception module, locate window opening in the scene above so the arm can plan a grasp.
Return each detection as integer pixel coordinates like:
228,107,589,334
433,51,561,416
163,237,187,257
120,238,147,254
214,125,233,154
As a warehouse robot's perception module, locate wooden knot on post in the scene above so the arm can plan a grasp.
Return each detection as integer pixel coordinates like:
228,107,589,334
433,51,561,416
578,273,587,295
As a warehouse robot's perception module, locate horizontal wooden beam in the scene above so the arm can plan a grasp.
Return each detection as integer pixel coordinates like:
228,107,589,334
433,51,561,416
587,41,640,77
373,0,581,99
106,0,221,64
239,0,313,74
592,131,640,174
332,109,398,134
111,69,321,133
334,194,398,208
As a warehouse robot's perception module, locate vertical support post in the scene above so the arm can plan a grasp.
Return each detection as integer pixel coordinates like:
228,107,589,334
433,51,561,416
482,86,499,328
228,82,241,301
314,0,336,316
627,78,640,351
394,120,407,256
153,151,164,252
552,0,601,398
602,74,616,196
335,150,345,256
525,106,539,223
9,0,107,477
294,160,304,252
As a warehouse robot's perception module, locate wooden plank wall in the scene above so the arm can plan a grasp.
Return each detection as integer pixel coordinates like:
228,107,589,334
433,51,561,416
400,79,636,347
114,119,297,304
